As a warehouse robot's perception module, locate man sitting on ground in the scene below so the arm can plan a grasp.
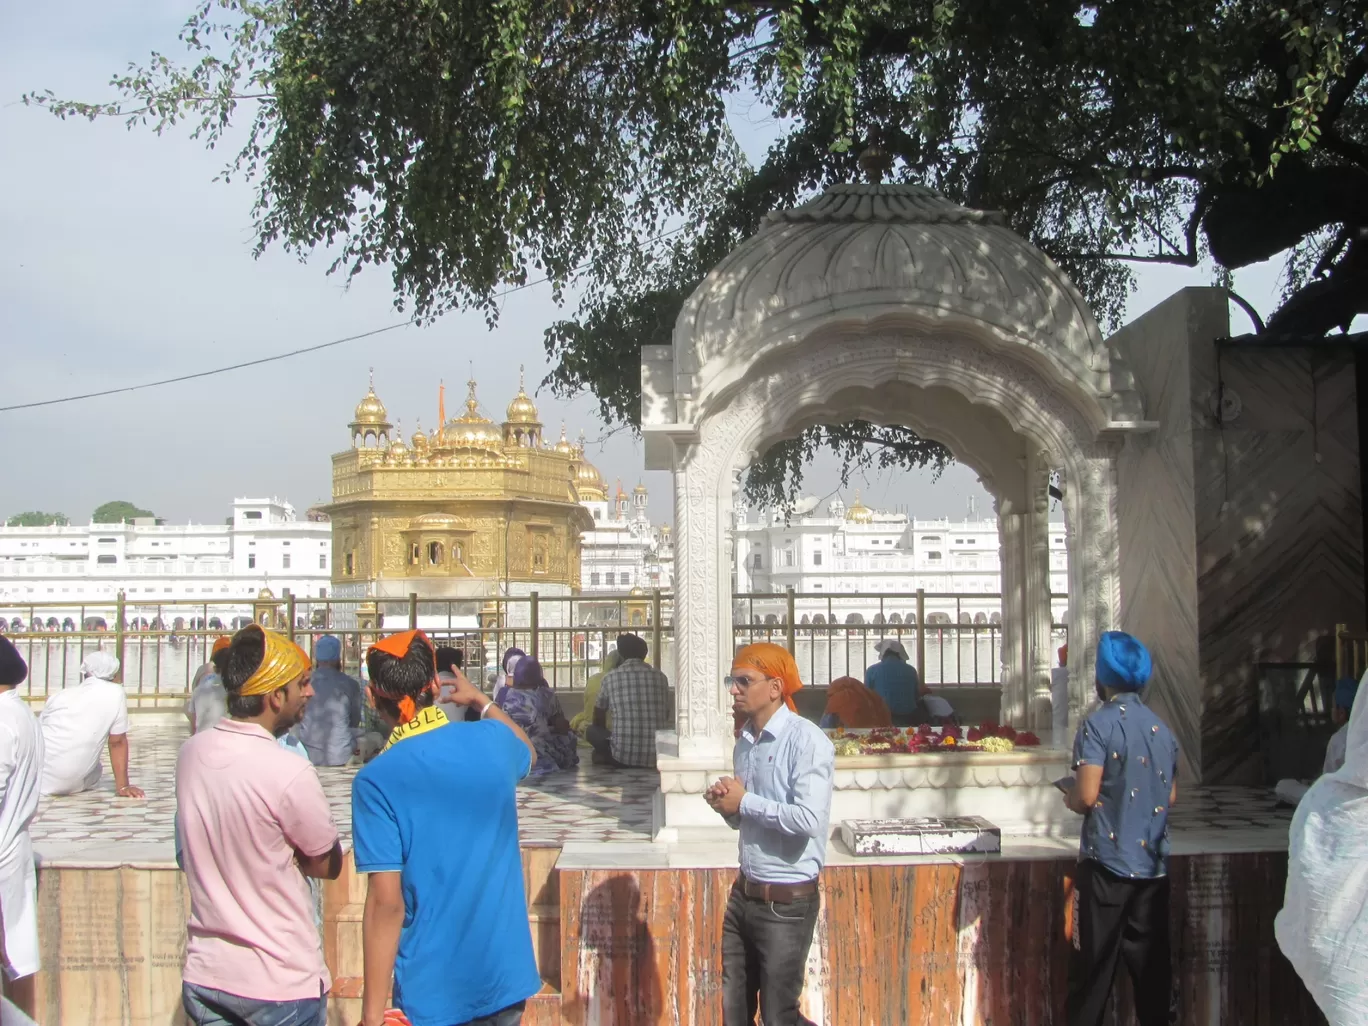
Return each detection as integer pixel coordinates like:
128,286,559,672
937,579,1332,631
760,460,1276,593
352,629,539,1026
587,633,671,768
865,639,924,727
295,635,362,767
177,624,342,1026
39,651,144,798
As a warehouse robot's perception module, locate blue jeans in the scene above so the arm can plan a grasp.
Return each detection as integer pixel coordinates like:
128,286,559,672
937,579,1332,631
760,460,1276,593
182,983,326,1026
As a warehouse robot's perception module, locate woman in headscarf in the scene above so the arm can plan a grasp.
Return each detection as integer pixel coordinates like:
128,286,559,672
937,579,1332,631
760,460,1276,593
1276,671,1368,1024
501,657,579,775
570,647,622,743
819,676,892,729
492,647,526,708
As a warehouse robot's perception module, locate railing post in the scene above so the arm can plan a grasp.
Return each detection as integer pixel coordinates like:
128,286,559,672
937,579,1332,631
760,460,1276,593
785,587,796,654
651,589,663,669
915,589,926,679
285,589,296,642
529,591,540,661
1335,622,1347,680
114,590,126,683
408,593,419,630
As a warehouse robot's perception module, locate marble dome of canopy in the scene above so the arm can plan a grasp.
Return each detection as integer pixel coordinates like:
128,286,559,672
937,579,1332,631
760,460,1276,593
666,182,1143,435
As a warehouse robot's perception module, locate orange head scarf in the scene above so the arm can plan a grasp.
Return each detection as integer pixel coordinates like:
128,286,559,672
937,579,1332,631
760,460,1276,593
211,635,232,656
732,642,803,712
1059,643,1069,668
825,676,892,729
367,629,434,724
235,625,310,697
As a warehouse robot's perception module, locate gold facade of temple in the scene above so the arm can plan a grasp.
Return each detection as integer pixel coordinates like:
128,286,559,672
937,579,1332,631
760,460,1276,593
324,372,602,599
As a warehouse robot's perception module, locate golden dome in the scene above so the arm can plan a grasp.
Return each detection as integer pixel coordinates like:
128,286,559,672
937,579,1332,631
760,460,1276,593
845,489,874,524
573,434,608,500
633,481,648,495
505,366,540,425
552,423,578,456
349,371,392,435
441,379,503,451
410,422,429,450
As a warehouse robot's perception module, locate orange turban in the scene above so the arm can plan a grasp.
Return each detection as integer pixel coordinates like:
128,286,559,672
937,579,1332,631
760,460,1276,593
236,625,310,697
732,642,803,712
1059,643,1069,668
211,635,232,656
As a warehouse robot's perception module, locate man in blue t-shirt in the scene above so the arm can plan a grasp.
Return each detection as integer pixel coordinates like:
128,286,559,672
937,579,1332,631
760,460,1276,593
352,629,539,1026
1062,631,1178,1026
864,639,922,726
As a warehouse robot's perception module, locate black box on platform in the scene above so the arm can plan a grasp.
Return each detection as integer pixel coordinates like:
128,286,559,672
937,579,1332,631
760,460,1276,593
840,816,1002,856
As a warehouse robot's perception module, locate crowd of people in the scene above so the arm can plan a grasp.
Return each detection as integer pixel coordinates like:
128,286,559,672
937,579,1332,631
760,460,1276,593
0,620,1363,1024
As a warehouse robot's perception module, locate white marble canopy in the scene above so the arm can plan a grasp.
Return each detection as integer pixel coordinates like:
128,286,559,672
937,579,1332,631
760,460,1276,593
642,182,1153,790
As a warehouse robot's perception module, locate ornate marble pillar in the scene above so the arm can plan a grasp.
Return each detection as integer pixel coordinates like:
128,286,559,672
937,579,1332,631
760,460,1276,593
663,444,731,763
996,508,1028,726
1023,453,1055,732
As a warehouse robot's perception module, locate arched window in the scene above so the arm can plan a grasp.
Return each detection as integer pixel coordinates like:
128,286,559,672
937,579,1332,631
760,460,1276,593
973,612,987,625
410,543,421,565
873,612,886,625
812,613,826,625
989,611,1002,625
845,613,864,625
427,541,444,565
800,614,811,625
888,613,902,624
764,613,779,625
958,612,972,624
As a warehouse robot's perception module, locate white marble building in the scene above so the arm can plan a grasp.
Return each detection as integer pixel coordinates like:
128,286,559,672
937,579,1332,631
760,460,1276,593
578,481,675,596
732,494,1069,624
0,498,332,627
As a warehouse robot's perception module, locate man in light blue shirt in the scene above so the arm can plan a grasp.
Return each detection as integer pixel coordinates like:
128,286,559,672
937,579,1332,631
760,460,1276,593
706,643,834,1026
864,638,922,726
295,635,362,766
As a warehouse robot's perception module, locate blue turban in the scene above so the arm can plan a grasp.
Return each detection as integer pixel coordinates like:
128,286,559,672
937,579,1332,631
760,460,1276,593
314,635,342,662
1334,676,1359,713
1096,631,1152,691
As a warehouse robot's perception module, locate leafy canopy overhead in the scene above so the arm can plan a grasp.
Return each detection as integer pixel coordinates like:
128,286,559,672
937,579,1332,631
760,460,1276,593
30,0,1367,508
92,501,155,524
5,512,70,527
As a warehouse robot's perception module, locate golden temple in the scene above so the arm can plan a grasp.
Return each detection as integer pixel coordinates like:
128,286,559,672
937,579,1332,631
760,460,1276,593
324,370,603,603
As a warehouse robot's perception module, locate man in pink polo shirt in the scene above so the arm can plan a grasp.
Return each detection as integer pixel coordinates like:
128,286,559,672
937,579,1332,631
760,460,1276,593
176,624,342,1026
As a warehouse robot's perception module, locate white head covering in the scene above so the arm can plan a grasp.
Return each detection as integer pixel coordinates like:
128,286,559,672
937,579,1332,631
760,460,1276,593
80,651,120,681
874,639,909,661
1274,673,1368,1023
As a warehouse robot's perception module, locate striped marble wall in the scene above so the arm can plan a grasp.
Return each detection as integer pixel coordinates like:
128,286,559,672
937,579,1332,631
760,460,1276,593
1189,325,1363,783
557,853,1322,1025
1112,287,1363,784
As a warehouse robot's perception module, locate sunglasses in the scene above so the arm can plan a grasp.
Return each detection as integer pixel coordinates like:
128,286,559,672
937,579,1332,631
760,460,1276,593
724,674,775,689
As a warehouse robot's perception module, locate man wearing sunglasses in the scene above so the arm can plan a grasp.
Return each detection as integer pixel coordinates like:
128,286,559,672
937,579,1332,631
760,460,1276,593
705,643,835,1026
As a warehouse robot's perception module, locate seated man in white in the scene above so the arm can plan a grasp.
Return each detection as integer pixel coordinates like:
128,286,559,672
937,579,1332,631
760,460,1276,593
39,652,145,798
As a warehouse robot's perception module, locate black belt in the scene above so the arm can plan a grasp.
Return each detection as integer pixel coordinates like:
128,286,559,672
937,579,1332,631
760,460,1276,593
737,874,818,903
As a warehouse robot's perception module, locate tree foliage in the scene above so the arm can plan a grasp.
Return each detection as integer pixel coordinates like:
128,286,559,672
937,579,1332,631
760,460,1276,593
5,511,70,527
29,0,1367,508
92,501,155,524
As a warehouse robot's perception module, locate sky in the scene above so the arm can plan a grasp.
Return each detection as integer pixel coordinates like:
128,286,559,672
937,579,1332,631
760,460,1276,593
0,1,1304,529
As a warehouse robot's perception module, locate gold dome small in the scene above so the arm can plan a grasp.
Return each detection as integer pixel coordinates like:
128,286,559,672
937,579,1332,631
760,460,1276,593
552,422,578,456
633,481,648,495
505,366,540,425
845,489,875,524
349,370,393,441
410,421,429,450
573,433,608,501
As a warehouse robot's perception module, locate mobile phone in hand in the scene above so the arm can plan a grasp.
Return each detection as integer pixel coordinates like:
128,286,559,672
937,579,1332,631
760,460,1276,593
1053,776,1075,793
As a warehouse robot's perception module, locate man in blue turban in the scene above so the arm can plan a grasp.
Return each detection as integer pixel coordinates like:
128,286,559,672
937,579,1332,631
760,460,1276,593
1062,631,1179,1026
295,634,363,766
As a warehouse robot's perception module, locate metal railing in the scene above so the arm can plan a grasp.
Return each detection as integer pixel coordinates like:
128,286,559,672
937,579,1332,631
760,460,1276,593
1,588,1067,701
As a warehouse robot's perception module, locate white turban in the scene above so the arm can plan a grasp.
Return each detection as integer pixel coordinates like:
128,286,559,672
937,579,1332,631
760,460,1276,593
80,651,121,681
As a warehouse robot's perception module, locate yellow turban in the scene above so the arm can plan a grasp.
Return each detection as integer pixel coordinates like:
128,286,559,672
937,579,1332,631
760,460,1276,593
236,624,310,697
732,642,803,712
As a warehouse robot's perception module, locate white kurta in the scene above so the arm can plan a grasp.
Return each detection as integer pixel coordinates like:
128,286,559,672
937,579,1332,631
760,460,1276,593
0,689,43,979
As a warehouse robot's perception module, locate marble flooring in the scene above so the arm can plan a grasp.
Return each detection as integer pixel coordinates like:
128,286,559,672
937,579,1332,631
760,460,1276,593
28,722,1293,867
